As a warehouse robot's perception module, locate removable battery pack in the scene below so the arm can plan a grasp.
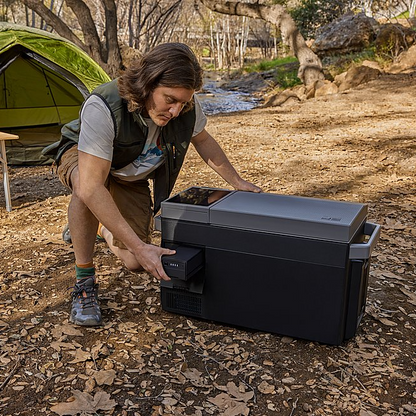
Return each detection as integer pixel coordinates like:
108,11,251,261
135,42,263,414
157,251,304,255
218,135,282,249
162,246,204,281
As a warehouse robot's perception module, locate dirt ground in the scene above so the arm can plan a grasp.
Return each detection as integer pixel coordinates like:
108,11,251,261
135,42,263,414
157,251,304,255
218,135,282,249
1,71,416,416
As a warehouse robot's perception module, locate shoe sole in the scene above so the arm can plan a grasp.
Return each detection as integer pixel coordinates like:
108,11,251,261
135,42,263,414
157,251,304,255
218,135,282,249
69,315,102,327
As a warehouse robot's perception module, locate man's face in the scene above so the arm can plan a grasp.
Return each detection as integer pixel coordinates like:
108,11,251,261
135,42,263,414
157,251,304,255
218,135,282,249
144,86,194,127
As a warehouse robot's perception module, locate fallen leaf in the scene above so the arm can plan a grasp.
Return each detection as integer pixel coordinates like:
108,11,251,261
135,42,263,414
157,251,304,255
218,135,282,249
400,288,416,306
226,381,253,402
50,342,76,352
182,367,205,387
258,380,275,394
282,377,295,385
52,325,84,339
208,393,250,416
50,390,116,415
92,369,116,386
91,342,109,360
68,349,92,363
359,410,378,416
378,317,397,326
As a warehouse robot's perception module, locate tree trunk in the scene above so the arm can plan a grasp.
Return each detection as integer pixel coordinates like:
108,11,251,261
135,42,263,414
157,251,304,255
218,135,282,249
101,0,123,76
409,0,416,19
199,0,324,86
19,0,122,78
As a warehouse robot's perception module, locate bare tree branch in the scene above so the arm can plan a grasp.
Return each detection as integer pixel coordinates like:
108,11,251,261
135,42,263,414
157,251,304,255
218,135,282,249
19,0,86,50
65,0,102,59
199,0,324,85
18,0,122,78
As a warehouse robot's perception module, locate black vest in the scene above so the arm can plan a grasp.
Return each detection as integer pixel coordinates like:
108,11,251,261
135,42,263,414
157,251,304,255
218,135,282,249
51,79,196,213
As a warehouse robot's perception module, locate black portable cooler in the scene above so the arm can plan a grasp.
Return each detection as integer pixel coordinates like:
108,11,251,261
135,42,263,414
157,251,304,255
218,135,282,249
157,187,380,345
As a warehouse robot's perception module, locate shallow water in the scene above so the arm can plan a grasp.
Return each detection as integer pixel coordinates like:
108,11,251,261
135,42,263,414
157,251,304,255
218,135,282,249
197,80,260,115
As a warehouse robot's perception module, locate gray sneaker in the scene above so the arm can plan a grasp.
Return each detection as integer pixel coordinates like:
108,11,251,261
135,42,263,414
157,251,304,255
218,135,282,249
62,223,72,244
70,277,102,326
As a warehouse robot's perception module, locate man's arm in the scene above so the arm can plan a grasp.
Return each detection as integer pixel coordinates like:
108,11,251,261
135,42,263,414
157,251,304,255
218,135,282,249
191,129,262,192
76,151,174,280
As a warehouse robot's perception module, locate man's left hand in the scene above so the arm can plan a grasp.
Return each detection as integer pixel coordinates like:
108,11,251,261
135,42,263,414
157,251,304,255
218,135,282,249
234,179,262,193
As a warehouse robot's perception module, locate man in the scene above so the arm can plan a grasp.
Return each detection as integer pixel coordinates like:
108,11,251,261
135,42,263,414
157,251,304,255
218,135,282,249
47,43,261,327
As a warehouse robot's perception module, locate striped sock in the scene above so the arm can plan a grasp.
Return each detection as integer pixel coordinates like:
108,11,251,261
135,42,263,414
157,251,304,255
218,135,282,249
75,262,95,281
97,224,105,241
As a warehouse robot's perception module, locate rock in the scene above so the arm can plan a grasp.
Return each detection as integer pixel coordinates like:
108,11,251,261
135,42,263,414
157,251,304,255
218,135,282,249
388,44,416,73
375,23,416,57
304,80,324,99
302,79,330,99
221,71,270,94
338,65,381,92
361,60,383,71
263,90,300,107
280,95,302,107
334,71,348,86
294,85,307,101
315,80,339,97
312,12,379,56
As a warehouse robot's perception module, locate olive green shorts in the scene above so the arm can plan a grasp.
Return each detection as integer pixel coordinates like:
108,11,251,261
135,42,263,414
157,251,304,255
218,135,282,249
57,146,153,248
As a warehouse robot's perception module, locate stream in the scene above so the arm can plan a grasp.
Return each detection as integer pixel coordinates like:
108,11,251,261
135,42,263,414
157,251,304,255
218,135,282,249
197,79,261,115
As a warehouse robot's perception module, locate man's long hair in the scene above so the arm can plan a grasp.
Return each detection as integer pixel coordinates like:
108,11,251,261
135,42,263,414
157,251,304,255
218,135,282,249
118,43,203,113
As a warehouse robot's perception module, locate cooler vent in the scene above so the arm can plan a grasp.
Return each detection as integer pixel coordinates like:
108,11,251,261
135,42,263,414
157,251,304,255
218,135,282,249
166,290,202,316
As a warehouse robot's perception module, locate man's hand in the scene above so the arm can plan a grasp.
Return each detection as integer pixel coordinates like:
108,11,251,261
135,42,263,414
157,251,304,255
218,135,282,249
234,178,262,193
134,244,176,281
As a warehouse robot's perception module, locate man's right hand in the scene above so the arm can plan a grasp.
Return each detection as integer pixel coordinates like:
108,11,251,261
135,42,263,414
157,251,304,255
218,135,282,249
134,244,176,281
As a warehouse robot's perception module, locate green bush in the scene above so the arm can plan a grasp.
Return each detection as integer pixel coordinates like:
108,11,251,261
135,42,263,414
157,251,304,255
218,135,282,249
322,48,393,77
290,0,352,38
275,69,302,89
245,56,298,73
244,56,301,89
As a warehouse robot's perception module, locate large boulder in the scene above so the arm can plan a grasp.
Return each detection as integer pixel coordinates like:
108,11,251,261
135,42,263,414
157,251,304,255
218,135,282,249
311,12,379,56
375,23,416,57
338,64,381,92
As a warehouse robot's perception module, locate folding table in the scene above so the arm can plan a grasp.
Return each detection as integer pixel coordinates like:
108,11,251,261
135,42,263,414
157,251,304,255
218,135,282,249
0,132,19,211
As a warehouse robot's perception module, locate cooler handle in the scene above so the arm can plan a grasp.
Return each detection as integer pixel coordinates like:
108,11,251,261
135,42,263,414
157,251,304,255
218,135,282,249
349,222,381,260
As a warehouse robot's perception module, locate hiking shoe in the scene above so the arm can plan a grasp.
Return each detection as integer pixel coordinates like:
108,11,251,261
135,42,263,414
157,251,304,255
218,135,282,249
70,277,102,326
62,223,72,244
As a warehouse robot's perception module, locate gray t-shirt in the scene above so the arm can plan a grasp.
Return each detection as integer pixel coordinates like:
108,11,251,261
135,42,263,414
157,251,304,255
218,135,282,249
78,94,207,181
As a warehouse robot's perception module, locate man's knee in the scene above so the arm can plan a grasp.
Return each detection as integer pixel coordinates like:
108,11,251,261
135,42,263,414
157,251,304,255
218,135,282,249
69,167,81,196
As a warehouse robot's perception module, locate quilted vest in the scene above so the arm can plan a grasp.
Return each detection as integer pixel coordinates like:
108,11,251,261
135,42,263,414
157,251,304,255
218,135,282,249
54,79,196,212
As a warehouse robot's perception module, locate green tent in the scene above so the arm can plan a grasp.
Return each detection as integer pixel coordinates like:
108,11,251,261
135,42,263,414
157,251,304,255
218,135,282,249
0,23,111,165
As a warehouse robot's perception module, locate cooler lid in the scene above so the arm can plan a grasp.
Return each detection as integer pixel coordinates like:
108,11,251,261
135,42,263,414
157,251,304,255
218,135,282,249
209,191,367,242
